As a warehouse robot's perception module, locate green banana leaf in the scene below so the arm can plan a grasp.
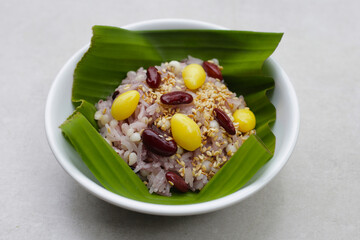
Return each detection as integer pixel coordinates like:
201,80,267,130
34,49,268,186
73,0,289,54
61,25,282,204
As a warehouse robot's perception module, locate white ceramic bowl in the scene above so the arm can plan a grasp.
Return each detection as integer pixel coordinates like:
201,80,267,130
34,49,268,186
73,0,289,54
45,19,299,216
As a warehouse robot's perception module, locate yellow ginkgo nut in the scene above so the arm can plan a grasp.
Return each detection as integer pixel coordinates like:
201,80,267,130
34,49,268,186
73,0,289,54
170,113,202,151
182,64,206,90
233,108,256,133
111,90,140,120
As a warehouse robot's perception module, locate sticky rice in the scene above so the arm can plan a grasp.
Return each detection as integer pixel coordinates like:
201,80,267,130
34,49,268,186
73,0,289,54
94,56,255,196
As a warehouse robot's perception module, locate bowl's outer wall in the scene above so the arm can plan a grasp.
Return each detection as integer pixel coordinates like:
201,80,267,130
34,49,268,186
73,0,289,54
45,19,300,216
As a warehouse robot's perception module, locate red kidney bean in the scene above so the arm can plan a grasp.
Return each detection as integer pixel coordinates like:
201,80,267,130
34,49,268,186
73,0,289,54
146,66,161,88
160,91,193,105
165,172,189,193
202,61,223,80
141,129,177,156
213,108,236,135
112,90,120,100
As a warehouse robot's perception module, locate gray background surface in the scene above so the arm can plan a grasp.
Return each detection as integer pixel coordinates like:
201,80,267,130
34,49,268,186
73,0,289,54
1,0,359,239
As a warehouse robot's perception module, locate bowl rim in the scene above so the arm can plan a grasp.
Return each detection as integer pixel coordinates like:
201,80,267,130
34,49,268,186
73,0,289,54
45,18,300,216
